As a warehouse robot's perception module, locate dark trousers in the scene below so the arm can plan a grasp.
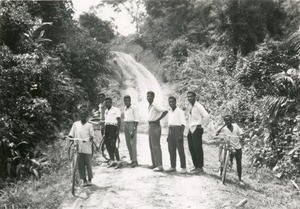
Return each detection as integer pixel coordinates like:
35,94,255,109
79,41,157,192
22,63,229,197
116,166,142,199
168,126,186,168
188,126,204,168
78,153,93,180
149,123,162,167
104,125,120,161
230,149,242,180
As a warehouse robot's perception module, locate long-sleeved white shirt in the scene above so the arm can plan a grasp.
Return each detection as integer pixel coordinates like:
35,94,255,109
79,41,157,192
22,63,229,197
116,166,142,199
188,102,209,133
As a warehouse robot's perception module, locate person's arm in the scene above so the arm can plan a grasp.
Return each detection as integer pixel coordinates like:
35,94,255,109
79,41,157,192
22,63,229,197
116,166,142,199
237,124,244,146
156,110,168,122
116,117,121,136
179,109,186,140
152,103,168,122
198,104,210,127
116,107,121,136
216,124,226,136
133,106,139,129
68,123,76,138
89,124,94,141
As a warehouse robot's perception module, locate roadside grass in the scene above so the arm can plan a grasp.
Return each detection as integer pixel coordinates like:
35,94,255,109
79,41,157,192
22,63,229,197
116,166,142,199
0,139,74,209
203,133,300,209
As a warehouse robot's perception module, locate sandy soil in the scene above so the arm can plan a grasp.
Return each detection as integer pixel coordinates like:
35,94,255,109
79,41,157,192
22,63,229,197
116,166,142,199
60,52,299,209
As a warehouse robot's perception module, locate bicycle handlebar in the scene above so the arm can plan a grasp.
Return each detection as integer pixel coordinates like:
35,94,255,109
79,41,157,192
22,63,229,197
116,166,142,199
65,136,90,142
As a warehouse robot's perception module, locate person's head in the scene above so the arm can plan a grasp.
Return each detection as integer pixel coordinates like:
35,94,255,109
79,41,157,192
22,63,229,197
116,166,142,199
147,91,155,104
187,91,196,105
224,115,233,126
99,93,106,103
79,109,89,122
123,95,131,107
168,96,177,109
105,98,112,109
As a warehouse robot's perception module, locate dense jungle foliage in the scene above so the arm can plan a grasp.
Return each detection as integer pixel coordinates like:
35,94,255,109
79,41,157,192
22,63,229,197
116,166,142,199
131,0,300,179
0,0,115,181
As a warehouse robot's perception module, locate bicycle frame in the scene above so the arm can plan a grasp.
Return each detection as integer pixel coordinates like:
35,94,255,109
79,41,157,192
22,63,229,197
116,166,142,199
219,139,237,184
66,137,89,195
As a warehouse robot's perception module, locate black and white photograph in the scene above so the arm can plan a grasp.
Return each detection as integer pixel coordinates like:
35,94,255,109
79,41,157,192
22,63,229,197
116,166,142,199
1,0,300,208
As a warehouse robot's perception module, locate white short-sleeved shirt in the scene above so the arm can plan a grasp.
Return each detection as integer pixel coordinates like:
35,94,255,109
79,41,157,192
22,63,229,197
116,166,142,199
105,106,121,125
188,102,209,133
218,123,243,149
168,107,186,126
148,102,166,122
124,105,139,122
69,121,95,154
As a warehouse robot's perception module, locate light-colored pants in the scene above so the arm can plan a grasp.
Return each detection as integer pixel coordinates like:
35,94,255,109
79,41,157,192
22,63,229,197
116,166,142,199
149,123,162,167
78,153,93,180
124,122,138,162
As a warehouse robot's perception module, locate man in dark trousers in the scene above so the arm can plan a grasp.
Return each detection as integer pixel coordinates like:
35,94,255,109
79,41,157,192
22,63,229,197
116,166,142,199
104,98,121,168
147,91,168,172
187,91,209,173
166,96,187,174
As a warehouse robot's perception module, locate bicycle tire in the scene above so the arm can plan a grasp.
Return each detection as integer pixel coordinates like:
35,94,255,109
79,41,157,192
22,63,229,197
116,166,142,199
71,154,78,195
99,138,109,160
222,150,230,184
219,146,226,176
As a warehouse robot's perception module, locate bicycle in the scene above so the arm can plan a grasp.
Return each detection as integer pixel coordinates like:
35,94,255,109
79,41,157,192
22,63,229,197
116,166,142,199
215,134,239,184
89,118,109,161
66,136,89,195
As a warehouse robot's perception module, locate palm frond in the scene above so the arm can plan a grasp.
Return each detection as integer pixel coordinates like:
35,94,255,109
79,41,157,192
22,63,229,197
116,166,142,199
285,30,300,53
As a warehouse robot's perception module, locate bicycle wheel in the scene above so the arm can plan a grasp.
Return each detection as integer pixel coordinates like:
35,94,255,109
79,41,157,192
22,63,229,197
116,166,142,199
222,150,230,184
71,154,78,195
99,138,109,160
219,146,226,176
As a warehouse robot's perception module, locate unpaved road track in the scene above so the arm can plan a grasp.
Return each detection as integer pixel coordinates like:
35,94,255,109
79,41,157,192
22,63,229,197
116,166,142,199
60,52,296,209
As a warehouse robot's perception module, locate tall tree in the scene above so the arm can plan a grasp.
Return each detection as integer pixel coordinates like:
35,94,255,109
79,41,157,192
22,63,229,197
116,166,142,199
99,0,146,33
79,13,115,43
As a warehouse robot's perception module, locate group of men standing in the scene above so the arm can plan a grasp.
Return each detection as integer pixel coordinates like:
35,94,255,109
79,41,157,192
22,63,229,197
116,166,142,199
68,90,245,187
96,90,209,174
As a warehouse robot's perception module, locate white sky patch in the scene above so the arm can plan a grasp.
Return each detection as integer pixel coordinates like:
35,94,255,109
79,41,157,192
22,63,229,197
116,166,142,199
72,0,136,36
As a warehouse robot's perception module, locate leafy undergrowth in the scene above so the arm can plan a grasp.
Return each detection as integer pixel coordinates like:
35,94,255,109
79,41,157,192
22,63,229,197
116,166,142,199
0,139,72,209
203,133,300,209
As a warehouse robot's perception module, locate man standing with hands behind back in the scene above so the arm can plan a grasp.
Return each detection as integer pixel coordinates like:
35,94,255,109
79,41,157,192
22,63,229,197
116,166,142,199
147,91,168,172
187,91,209,173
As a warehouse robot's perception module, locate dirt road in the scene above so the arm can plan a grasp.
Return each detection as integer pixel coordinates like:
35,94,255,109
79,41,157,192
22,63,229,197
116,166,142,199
60,52,298,209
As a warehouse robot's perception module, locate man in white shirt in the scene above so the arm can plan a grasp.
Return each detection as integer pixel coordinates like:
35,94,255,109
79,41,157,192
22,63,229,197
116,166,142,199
68,109,95,186
166,96,187,174
123,95,139,167
104,98,121,168
147,91,168,172
216,115,244,184
187,91,209,173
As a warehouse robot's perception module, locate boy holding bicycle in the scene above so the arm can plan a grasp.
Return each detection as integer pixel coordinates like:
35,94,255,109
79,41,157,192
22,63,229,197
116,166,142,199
68,109,95,187
215,115,244,185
